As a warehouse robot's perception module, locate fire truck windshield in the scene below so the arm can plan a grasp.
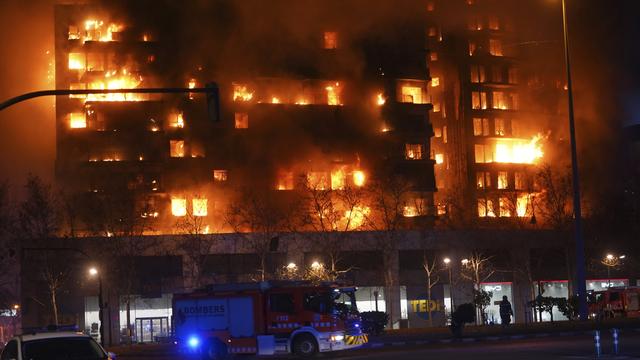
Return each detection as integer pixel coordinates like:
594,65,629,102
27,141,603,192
303,289,358,318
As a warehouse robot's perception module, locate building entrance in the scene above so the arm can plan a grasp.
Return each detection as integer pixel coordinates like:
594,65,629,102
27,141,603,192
135,317,169,343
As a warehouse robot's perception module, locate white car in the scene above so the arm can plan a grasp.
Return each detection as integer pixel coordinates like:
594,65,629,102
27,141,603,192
1,331,115,360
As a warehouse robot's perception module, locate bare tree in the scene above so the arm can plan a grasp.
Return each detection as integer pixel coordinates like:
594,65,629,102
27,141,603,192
0,181,18,309
460,252,495,325
422,253,442,327
226,187,301,281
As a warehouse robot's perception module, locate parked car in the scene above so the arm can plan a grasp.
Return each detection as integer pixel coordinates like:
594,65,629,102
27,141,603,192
1,327,115,360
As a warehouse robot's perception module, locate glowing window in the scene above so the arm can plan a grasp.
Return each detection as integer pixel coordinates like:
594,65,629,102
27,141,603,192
499,197,511,217
470,65,485,83
488,16,500,30
330,169,346,190
401,86,424,104
353,170,366,187
325,83,342,105
489,39,503,56
468,41,477,56
428,27,438,37
434,128,442,137
171,198,187,217
495,118,506,136
405,144,424,160
515,172,526,190
213,170,228,182
471,91,487,109
170,113,185,128
497,171,508,189
442,126,448,143
431,77,440,87
233,83,254,102
193,198,208,217
68,53,85,70
68,25,80,40
191,142,205,158
474,144,493,163
276,171,294,190
492,91,507,110
430,52,438,61
69,112,86,129
473,118,490,137
323,31,338,49
476,172,491,189
307,172,330,190
235,112,249,129
169,140,185,158
435,154,444,165
516,194,530,217
478,198,495,217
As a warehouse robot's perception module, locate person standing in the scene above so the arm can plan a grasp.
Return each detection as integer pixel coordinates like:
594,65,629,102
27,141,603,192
499,295,513,327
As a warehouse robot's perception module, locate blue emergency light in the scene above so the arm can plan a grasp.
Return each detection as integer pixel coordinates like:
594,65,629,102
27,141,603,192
187,336,200,348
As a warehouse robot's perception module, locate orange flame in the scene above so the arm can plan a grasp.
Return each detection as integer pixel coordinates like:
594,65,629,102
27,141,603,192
494,135,544,164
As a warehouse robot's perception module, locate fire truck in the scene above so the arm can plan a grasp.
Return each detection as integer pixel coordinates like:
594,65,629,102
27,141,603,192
172,281,368,359
589,286,640,319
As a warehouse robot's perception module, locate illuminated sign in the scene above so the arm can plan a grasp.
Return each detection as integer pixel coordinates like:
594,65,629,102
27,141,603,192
409,298,444,320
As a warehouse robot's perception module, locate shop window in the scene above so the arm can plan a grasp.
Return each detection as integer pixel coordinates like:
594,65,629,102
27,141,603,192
405,144,424,160
497,171,508,189
323,31,338,49
68,53,85,70
515,172,526,190
489,39,503,56
470,65,485,83
235,112,249,129
193,198,208,217
495,118,506,136
499,197,511,217
69,112,86,129
213,169,228,182
471,91,487,109
169,140,185,158
476,171,491,189
171,198,187,217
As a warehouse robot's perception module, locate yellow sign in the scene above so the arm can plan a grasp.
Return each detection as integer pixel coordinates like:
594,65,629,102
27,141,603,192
409,299,444,313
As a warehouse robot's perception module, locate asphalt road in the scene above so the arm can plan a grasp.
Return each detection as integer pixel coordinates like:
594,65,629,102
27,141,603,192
114,332,640,360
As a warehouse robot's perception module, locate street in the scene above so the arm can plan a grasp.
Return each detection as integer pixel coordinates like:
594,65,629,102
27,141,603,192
112,332,640,360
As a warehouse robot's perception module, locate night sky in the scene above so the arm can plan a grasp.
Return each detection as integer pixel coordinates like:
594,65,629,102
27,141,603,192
0,0,638,199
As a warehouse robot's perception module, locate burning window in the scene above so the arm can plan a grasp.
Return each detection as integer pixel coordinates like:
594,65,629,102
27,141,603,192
69,83,86,99
516,194,531,217
81,20,123,43
494,136,543,164
499,197,511,217
171,198,187,217
497,171,509,189
434,127,442,137
473,118,490,136
376,93,386,106
477,198,495,217
352,170,366,187
492,91,507,110
68,53,85,70
193,198,208,217
474,144,493,163
307,172,330,190
431,77,440,87
476,172,491,189
233,83,254,102
69,113,86,129
492,66,503,83
68,25,80,40
276,171,294,190
442,126,448,143
400,84,425,104
488,16,500,30
331,169,347,190
235,112,249,129
515,172,525,190
191,142,205,158
323,31,338,49
430,52,438,61
432,101,441,112
471,91,487,109
325,82,342,105
434,153,444,165
405,144,424,160
495,118,506,136
470,65,485,83
170,112,185,128
403,198,427,218
468,41,477,56
169,140,185,158
489,39,503,56
468,16,483,31
213,170,228,182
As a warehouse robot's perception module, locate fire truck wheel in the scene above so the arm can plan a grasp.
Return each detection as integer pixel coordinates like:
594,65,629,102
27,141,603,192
293,333,318,358
203,339,228,360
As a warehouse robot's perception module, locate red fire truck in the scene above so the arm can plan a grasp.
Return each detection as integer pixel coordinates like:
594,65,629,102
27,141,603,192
589,286,640,319
172,281,368,359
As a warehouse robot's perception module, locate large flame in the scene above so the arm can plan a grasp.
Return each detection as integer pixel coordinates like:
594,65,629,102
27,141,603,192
353,170,366,187
233,84,254,101
71,20,123,43
85,69,145,102
494,135,544,164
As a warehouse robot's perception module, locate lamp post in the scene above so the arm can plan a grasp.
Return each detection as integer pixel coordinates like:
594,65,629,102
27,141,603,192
560,0,588,321
601,254,625,289
88,267,105,347
443,258,454,312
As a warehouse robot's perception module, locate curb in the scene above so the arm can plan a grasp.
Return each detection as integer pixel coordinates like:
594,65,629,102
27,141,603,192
362,327,640,350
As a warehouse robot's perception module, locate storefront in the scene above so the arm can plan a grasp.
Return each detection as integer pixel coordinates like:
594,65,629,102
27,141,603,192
533,280,569,321
481,282,514,325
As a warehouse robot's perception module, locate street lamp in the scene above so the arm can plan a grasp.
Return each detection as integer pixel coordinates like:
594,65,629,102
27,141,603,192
443,258,454,312
558,0,588,321
287,262,297,270
601,254,625,288
88,267,105,347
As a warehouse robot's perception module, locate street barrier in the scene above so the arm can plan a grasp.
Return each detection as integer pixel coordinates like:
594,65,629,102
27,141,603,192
611,328,619,356
594,330,601,358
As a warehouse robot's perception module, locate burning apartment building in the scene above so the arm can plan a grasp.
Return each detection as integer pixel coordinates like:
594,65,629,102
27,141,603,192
17,0,615,343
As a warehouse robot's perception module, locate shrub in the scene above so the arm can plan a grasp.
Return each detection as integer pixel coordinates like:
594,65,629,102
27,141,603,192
450,303,475,337
360,311,389,335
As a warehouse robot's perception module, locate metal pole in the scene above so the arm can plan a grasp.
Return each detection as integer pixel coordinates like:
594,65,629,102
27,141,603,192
98,276,104,347
561,0,588,321
607,266,611,288
448,267,454,311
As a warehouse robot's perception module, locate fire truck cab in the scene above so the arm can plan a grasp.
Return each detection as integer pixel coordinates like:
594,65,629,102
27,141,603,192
172,281,368,359
589,286,640,319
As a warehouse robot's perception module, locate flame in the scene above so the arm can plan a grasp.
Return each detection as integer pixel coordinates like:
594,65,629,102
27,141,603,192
80,20,123,43
353,170,366,187
403,206,419,217
434,154,444,164
294,98,309,105
171,113,185,128
68,53,85,70
376,93,386,106
494,135,544,164
271,97,281,104
193,198,208,217
331,168,347,190
307,172,329,190
85,69,145,102
171,198,187,217
233,84,254,101
277,171,294,190
325,82,342,105
69,113,86,128
345,206,370,230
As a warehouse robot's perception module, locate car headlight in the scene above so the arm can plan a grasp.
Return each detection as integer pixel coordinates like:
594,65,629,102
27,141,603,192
330,334,344,342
